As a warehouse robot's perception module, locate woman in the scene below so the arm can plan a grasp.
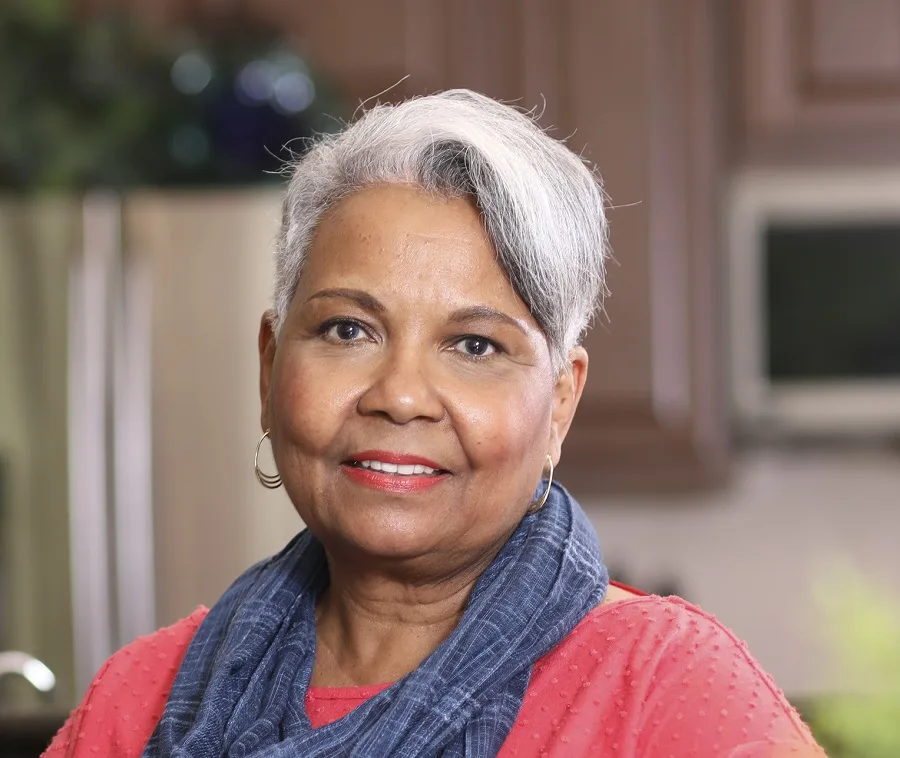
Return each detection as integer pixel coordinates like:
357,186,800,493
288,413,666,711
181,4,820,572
46,90,823,757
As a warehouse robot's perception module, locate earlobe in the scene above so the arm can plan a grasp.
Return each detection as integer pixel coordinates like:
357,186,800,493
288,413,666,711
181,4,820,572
258,310,278,433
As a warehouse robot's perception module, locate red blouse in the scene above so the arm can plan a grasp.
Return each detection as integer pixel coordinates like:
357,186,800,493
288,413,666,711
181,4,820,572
44,592,823,757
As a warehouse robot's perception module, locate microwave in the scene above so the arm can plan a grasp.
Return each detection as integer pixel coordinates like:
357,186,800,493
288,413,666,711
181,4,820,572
727,170,900,437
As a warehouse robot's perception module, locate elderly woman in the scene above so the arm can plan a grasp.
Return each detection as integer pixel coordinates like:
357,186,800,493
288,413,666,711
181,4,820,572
46,90,822,757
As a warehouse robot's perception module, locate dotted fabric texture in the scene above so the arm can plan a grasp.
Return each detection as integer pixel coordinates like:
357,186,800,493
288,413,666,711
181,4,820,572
43,596,823,757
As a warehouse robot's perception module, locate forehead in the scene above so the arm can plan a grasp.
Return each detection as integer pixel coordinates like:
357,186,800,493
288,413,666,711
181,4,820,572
299,184,530,317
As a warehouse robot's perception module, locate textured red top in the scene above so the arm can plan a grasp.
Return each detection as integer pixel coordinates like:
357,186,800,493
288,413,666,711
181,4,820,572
44,593,823,757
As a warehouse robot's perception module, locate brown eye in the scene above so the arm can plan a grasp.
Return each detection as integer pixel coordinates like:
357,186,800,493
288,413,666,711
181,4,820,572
321,319,368,343
335,322,360,341
454,336,498,358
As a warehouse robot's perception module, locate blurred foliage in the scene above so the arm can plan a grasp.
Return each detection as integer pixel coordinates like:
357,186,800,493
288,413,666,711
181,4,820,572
0,0,343,190
802,564,900,757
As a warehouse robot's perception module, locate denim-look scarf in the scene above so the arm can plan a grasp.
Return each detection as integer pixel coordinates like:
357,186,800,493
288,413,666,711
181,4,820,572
143,482,608,757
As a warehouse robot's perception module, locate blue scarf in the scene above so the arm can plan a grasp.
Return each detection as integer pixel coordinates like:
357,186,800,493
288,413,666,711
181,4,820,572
143,482,608,757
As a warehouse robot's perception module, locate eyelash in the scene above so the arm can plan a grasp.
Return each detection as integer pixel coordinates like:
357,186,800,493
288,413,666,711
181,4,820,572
317,319,503,360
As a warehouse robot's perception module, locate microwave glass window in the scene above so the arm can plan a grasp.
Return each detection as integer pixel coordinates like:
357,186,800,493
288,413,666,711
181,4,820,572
765,223,900,381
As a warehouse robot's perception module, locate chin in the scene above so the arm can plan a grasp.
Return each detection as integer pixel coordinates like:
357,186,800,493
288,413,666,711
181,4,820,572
329,511,451,562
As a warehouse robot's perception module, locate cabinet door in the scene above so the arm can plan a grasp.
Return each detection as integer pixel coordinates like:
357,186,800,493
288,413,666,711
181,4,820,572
552,1,728,493
736,0,900,162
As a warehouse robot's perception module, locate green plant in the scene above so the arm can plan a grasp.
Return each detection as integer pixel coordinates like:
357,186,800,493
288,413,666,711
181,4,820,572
804,565,900,757
0,0,341,190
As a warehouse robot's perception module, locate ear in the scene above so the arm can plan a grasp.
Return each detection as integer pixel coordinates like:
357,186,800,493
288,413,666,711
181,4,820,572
258,310,278,433
548,346,589,464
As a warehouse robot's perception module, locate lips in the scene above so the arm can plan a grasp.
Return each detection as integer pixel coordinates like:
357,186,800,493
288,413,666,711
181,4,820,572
342,449,450,493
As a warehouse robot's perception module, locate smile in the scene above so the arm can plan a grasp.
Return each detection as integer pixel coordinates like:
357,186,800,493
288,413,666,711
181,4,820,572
342,451,449,493
351,460,438,476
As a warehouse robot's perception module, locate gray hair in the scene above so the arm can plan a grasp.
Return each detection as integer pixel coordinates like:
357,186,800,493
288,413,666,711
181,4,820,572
274,88,609,370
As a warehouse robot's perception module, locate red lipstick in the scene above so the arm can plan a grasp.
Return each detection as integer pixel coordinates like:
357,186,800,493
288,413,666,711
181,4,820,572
342,450,449,494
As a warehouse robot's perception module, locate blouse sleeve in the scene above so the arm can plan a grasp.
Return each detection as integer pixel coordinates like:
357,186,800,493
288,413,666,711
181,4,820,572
632,600,824,757
43,656,117,758
42,608,206,758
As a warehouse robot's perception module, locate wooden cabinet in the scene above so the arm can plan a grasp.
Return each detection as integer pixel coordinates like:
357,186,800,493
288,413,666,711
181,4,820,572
555,1,728,494
735,0,900,163
307,1,732,494
120,0,732,494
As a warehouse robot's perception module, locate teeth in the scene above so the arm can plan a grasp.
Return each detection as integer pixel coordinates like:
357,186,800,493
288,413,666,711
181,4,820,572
355,460,438,476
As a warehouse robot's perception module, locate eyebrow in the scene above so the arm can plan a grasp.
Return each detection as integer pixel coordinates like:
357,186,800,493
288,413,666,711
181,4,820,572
305,288,386,313
447,305,529,335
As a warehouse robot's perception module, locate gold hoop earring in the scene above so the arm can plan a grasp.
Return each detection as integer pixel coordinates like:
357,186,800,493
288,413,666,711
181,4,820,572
254,430,282,489
527,454,554,515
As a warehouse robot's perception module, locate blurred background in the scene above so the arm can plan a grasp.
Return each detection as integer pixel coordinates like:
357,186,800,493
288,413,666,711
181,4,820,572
2,0,900,754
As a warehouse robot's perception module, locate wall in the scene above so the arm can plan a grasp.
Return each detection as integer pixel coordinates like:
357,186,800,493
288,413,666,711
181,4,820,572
583,448,900,698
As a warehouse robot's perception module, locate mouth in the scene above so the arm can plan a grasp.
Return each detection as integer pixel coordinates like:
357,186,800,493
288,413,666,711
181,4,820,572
345,459,447,476
343,450,449,476
341,450,450,492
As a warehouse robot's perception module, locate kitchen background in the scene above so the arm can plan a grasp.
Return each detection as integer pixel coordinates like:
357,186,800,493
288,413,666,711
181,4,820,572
2,1,900,755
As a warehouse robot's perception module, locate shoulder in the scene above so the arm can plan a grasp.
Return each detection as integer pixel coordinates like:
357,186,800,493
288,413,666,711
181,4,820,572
558,594,799,711
94,606,209,690
505,595,822,757
43,608,208,758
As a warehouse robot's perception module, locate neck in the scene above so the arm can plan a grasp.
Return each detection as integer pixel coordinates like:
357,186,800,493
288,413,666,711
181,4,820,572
311,550,497,688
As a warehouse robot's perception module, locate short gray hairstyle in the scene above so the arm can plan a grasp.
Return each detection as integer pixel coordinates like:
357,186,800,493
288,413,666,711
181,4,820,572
274,88,609,370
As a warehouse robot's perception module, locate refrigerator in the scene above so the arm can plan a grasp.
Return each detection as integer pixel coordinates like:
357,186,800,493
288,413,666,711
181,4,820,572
0,189,301,707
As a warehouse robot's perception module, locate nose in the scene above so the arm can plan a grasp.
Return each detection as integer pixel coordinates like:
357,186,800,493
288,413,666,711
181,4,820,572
356,345,445,424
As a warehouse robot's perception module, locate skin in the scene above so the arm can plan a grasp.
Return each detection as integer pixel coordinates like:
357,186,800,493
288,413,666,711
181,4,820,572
258,183,591,687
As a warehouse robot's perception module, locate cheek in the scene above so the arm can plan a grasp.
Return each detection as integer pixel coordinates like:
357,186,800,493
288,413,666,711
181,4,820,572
271,349,357,450
453,378,552,467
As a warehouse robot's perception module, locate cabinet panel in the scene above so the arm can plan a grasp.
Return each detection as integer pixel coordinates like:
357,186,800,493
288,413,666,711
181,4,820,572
557,0,728,492
805,0,900,86
737,0,900,162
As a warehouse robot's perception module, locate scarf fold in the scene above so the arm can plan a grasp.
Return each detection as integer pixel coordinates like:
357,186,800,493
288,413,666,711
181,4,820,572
143,482,608,757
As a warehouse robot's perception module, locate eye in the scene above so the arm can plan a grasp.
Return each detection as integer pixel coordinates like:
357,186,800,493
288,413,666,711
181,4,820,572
453,336,499,358
321,319,369,343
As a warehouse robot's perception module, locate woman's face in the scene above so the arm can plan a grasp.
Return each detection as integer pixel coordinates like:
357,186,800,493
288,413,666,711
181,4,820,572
259,184,587,567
